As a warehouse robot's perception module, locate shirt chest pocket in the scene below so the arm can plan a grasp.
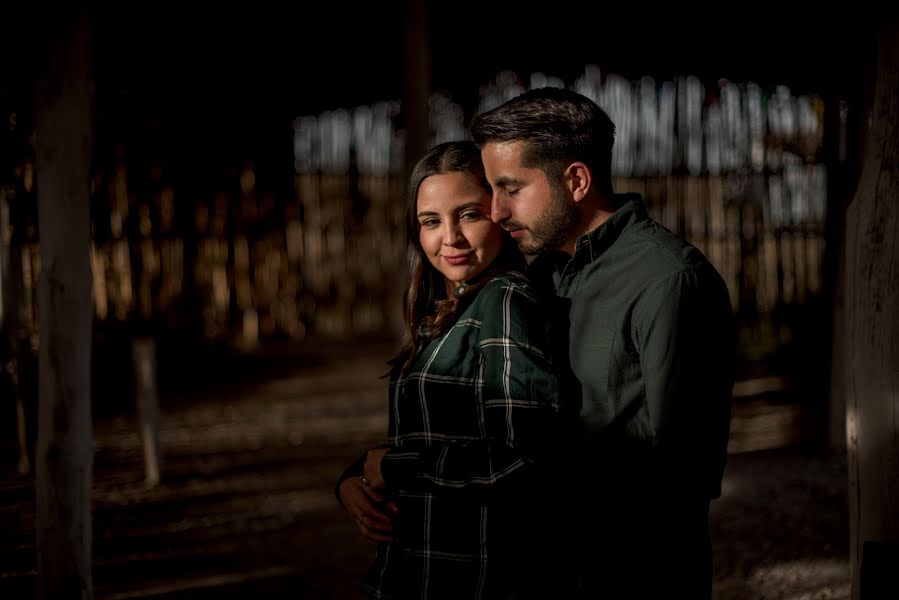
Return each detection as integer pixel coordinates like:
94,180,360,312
570,325,615,408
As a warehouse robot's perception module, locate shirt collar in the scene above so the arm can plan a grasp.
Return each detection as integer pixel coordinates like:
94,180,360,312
525,193,648,281
572,193,647,265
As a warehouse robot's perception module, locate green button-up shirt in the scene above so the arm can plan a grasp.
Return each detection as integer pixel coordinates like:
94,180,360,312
533,194,734,501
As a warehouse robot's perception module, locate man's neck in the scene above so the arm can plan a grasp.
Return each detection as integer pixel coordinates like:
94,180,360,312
558,206,616,255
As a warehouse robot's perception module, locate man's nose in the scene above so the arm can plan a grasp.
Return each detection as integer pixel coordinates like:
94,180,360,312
491,195,510,224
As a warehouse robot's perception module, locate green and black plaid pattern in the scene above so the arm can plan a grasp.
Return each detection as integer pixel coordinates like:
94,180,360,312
365,272,563,600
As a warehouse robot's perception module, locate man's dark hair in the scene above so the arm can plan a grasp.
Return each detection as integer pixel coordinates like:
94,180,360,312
471,87,616,196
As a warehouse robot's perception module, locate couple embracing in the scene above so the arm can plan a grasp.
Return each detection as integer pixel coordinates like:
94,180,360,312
336,88,734,600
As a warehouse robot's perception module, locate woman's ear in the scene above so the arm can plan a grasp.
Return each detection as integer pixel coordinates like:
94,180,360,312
565,162,592,203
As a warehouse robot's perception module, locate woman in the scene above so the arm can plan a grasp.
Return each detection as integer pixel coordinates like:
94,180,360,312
336,141,570,599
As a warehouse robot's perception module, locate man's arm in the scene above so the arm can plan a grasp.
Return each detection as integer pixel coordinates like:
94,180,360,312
633,264,734,499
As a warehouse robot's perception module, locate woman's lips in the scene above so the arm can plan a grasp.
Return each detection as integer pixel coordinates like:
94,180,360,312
443,254,472,265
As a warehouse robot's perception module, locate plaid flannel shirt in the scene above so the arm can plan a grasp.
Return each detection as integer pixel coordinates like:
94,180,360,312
362,271,566,600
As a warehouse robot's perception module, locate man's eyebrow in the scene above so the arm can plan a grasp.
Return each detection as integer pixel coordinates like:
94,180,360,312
491,176,524,188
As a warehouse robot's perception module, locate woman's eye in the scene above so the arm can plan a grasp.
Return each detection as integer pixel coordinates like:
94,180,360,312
421,219,439,228
460,211,481,221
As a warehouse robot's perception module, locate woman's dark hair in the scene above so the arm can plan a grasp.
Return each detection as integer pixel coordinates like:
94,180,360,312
389,141,523,375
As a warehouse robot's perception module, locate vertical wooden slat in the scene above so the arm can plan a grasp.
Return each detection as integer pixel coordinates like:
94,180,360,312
34,4,94,598
843,22,899,600
403,0,431,177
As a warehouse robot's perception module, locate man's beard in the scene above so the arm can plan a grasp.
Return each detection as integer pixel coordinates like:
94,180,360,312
511,183,580,256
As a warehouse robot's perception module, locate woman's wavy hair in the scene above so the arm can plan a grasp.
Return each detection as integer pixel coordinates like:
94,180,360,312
389,141,523,376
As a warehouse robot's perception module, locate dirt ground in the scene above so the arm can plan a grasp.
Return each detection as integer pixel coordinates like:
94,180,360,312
0,345,848,599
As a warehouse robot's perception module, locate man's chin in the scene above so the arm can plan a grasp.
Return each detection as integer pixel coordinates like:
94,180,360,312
516,239,545,256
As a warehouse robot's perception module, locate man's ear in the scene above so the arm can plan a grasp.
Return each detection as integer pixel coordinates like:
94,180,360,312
565,162,592,202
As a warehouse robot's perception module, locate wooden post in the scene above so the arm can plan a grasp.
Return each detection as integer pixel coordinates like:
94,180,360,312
1,186,32,475
842,19,899,600
34,5,95,599
403,0,431,176
132,337,160,487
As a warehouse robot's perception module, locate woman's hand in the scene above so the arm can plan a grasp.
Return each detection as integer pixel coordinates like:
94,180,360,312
338,475,398,543
364,447,390,491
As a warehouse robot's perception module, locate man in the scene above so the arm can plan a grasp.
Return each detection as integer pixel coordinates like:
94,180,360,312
471,87,734,598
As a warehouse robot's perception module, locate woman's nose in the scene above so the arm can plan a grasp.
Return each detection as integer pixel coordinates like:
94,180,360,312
442,223,465,246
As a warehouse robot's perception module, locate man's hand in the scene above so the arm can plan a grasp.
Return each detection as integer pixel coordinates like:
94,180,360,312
338,476,399,543
364,447,390,491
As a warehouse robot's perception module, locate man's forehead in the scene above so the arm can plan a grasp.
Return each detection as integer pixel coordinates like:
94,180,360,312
482,140,527,163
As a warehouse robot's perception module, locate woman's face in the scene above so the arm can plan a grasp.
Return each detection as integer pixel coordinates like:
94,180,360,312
416,172,504,295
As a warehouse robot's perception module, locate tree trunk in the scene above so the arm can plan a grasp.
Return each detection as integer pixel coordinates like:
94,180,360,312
843,20,899,600
34,6,95,600
828,23,873,455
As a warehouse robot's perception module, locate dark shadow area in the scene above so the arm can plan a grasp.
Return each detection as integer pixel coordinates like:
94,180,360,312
1,344,848,600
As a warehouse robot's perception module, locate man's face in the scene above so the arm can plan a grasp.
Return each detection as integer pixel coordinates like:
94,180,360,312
481,141,579,256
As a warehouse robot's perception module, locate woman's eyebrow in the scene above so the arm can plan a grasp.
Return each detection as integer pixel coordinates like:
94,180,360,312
454,201,485,212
